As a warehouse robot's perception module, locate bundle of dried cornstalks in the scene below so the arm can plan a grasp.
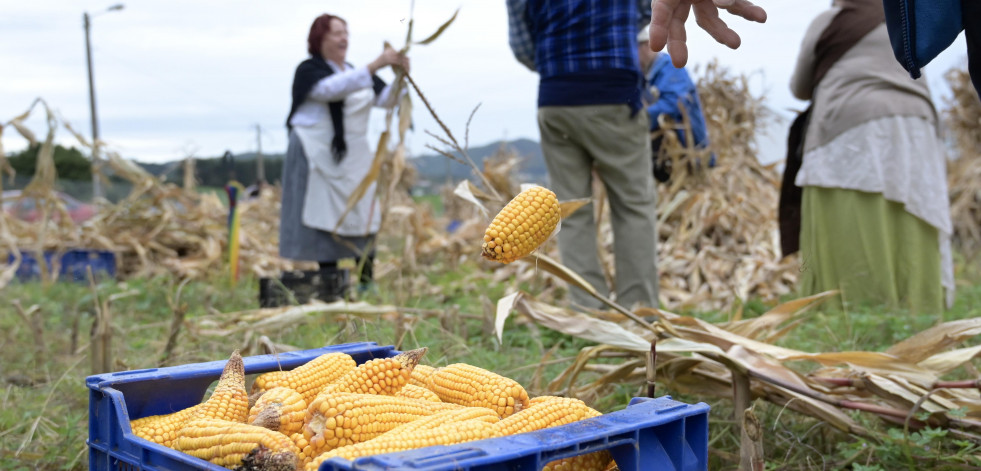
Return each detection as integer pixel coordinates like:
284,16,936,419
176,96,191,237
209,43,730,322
647,61,794,311
943,65,981,255
0,100,313,288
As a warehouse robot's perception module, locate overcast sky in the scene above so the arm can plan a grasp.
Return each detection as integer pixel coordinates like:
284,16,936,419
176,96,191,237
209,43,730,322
1,1,969,166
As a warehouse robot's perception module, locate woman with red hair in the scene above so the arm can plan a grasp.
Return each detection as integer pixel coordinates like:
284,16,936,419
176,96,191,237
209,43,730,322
281,13,409,300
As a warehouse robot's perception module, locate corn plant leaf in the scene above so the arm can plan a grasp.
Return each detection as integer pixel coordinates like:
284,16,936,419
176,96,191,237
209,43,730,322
514,296,650,351
664,315,810,360
414,8,458,45
886,318,981,363
8,102,38,145
863,373,946,412
559,198,591,219
917,345,981,374
494,291,522,344
885,375,961,410
523,252,602,298
452,179,490,217
723,290,836,339
782,351,938,384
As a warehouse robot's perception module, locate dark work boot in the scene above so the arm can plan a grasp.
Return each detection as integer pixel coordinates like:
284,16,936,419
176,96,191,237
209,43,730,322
318,263,350,302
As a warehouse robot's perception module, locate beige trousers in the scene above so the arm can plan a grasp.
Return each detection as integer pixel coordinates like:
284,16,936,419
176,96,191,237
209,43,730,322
537,104,659,309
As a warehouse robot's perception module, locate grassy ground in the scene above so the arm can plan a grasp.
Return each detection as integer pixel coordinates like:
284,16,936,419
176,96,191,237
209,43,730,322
1,253,979,470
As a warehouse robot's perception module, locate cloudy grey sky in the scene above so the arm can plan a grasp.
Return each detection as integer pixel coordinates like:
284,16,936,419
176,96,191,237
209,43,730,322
1,1,969,165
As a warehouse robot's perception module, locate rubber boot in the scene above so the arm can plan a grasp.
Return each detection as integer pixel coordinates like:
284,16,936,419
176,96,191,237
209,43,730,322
318,265,350,302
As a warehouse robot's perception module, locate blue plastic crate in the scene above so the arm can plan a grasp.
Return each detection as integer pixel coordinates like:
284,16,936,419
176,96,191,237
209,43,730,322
7,249,116,282
87,342,710,471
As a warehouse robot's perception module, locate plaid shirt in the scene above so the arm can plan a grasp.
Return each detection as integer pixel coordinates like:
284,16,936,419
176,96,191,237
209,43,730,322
507,0,651,77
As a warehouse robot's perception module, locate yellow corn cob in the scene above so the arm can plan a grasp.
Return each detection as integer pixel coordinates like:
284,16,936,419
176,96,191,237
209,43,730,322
481,186,560,264
248,387,308,435
305,419,501,470
304,393,419,454
528,396,603,418
409,364,436,388
131,351,250,448
543,451,614,471
174,418,298,469
301,392,457,459
249,370,287,406
494,396,597,435
393,407,500,435
396,384,442,402
251,352,357,404
425,363,530,418
528,397,608,471
290,432,310,465
319,348,427,397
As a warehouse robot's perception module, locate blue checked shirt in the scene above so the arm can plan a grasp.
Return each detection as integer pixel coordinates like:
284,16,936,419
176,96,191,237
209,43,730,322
507,0,651,77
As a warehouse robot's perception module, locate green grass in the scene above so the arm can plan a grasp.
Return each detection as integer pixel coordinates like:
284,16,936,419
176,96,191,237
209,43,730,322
1,253,980,470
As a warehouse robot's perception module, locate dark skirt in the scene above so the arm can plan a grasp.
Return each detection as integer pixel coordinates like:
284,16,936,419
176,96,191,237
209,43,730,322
279,131,375,263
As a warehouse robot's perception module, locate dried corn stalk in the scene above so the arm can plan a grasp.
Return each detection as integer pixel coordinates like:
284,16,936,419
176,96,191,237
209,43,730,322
943,64,981,255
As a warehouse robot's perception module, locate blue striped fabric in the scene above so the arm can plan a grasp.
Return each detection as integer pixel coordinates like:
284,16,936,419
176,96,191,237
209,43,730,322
508,0,650,77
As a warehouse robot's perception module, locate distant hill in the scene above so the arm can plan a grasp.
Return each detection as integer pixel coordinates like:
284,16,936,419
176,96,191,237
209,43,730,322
133,139,546,191
409,138,546,187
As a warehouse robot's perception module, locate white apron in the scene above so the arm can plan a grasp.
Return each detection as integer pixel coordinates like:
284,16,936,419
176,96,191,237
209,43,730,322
293,86,381,236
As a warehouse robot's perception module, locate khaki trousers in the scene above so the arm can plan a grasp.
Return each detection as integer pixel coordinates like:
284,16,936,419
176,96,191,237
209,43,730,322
537,104,659,309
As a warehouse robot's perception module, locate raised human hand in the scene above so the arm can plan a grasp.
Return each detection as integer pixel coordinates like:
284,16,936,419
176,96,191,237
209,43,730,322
370,45,410,73
649,0,767,67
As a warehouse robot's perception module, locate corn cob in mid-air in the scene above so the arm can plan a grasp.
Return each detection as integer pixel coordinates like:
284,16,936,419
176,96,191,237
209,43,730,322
482,185,561,264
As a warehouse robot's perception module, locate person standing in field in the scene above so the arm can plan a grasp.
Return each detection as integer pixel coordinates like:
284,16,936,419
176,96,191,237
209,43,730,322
636,24,713,183
506,0,660,310
280,13,408,299
789,0,954,313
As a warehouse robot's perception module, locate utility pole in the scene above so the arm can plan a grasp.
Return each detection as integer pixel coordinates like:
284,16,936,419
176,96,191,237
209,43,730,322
84,12,103,200
255,124,265,186
82,4,124,200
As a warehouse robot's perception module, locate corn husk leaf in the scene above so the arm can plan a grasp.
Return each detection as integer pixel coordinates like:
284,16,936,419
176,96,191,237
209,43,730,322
559,198,591,219
414,8,458,45
887,318,981,363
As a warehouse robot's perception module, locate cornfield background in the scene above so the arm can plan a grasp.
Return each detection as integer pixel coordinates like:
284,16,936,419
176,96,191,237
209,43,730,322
0,52,979,470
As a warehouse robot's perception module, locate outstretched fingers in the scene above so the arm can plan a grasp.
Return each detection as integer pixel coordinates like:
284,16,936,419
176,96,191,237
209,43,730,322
649,0,686,51
717,0,767,23
693,2,740,50
666,1,692,66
